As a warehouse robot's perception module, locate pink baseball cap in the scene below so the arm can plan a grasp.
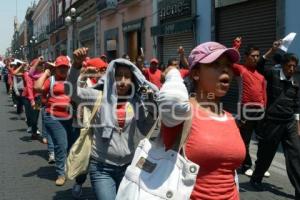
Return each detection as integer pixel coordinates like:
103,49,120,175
188,42,240,70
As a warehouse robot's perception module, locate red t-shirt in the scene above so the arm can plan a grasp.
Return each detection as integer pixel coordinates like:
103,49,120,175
233,64,267,107
116,103,127,128
43,78,71,118
22,72,30,98
179,69,189,78
144,68,162,88
162,106,245,200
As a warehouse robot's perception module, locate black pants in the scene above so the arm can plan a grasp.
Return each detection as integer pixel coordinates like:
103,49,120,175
22,97,40,134
251,119,300,198
12,90,23,114
239,110,264,170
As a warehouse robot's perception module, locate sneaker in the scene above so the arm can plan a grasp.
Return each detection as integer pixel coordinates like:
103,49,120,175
42,138,48,144
72,183,83,199
244,169,253,177
48,153,55,164
13,104,17,108
264,171,271,177
27,127,32,134
55,176,66,186
36,130,41,135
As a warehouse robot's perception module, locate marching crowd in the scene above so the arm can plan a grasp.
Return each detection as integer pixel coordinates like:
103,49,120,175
1,36,300,200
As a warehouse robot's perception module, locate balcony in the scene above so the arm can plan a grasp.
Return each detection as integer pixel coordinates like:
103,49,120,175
96,0,117,12
56,16,65,30
47,21,56,34
38,32,47,43
118,0,140,5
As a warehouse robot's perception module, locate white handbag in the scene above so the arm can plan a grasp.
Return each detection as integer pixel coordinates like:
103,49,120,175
116,111,199,200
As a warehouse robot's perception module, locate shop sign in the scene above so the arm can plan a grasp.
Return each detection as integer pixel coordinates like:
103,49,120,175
159,0,192,23
123,19,143,32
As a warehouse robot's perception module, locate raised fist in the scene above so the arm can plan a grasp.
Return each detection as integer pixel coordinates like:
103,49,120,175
73,47,89,68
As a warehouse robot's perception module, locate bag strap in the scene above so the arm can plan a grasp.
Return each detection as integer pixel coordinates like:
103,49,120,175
145,116,160,140
172,108,193,152
87,91,103,128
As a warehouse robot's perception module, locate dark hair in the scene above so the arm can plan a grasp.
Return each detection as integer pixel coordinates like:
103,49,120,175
244,45,260,56
122,54,129,59
273,53,282,64
281,53,299,66
167,57,178,66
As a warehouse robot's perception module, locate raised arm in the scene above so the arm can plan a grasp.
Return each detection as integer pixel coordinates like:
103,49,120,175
256,40,282,77
157,67,191,127
34,69,50,93
178,46,189,69
65,47,99,105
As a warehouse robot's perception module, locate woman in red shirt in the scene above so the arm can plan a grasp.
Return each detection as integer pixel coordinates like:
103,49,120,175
158,42,246,200
34,56,72,186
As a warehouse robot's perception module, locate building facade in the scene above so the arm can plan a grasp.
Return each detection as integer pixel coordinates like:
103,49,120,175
32,0,51,59
96,0,154,62
151,0,197,66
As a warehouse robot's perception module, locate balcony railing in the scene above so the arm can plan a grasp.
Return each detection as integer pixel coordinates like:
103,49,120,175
56,16,65,29
96,0,117,12
38,32,47,43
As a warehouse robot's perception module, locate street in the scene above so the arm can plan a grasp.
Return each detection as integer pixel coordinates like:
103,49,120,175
0,83,295,200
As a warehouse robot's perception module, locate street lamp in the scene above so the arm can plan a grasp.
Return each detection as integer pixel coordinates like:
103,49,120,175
30,36,38,59
65,7,82,53
19,45,26,60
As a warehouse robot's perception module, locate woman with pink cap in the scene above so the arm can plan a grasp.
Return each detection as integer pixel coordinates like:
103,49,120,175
158,42,246,199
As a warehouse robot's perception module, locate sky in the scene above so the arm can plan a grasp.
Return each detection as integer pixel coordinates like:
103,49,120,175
0,0,35,56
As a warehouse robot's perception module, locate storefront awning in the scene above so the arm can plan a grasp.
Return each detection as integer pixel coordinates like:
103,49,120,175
151,18,194,36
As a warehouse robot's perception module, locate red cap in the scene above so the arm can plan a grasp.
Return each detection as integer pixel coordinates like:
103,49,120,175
85,58,107,69
150,58,159,64
55,56,70,67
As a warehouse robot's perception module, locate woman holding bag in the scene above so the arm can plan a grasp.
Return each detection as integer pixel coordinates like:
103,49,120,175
158,42,246,200
65,48,159,200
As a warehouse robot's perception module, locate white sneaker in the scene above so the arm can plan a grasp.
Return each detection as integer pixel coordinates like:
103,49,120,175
264,171,271,177
27,127,32,134
36,130,41,135
72,183,83,199
245,169,253,177
13,104,17,108
48,153,55,164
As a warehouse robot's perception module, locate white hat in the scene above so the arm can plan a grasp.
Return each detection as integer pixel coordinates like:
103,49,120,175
11,59,25,66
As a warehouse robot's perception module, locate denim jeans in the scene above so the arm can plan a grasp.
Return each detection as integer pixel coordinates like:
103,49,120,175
89,159,129,200
22,97,40,134
44,112,72,177
41,107,54,154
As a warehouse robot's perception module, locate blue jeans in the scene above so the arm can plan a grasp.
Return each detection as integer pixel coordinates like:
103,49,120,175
44,113,72,177
41,107,54,154
89,159,129,200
